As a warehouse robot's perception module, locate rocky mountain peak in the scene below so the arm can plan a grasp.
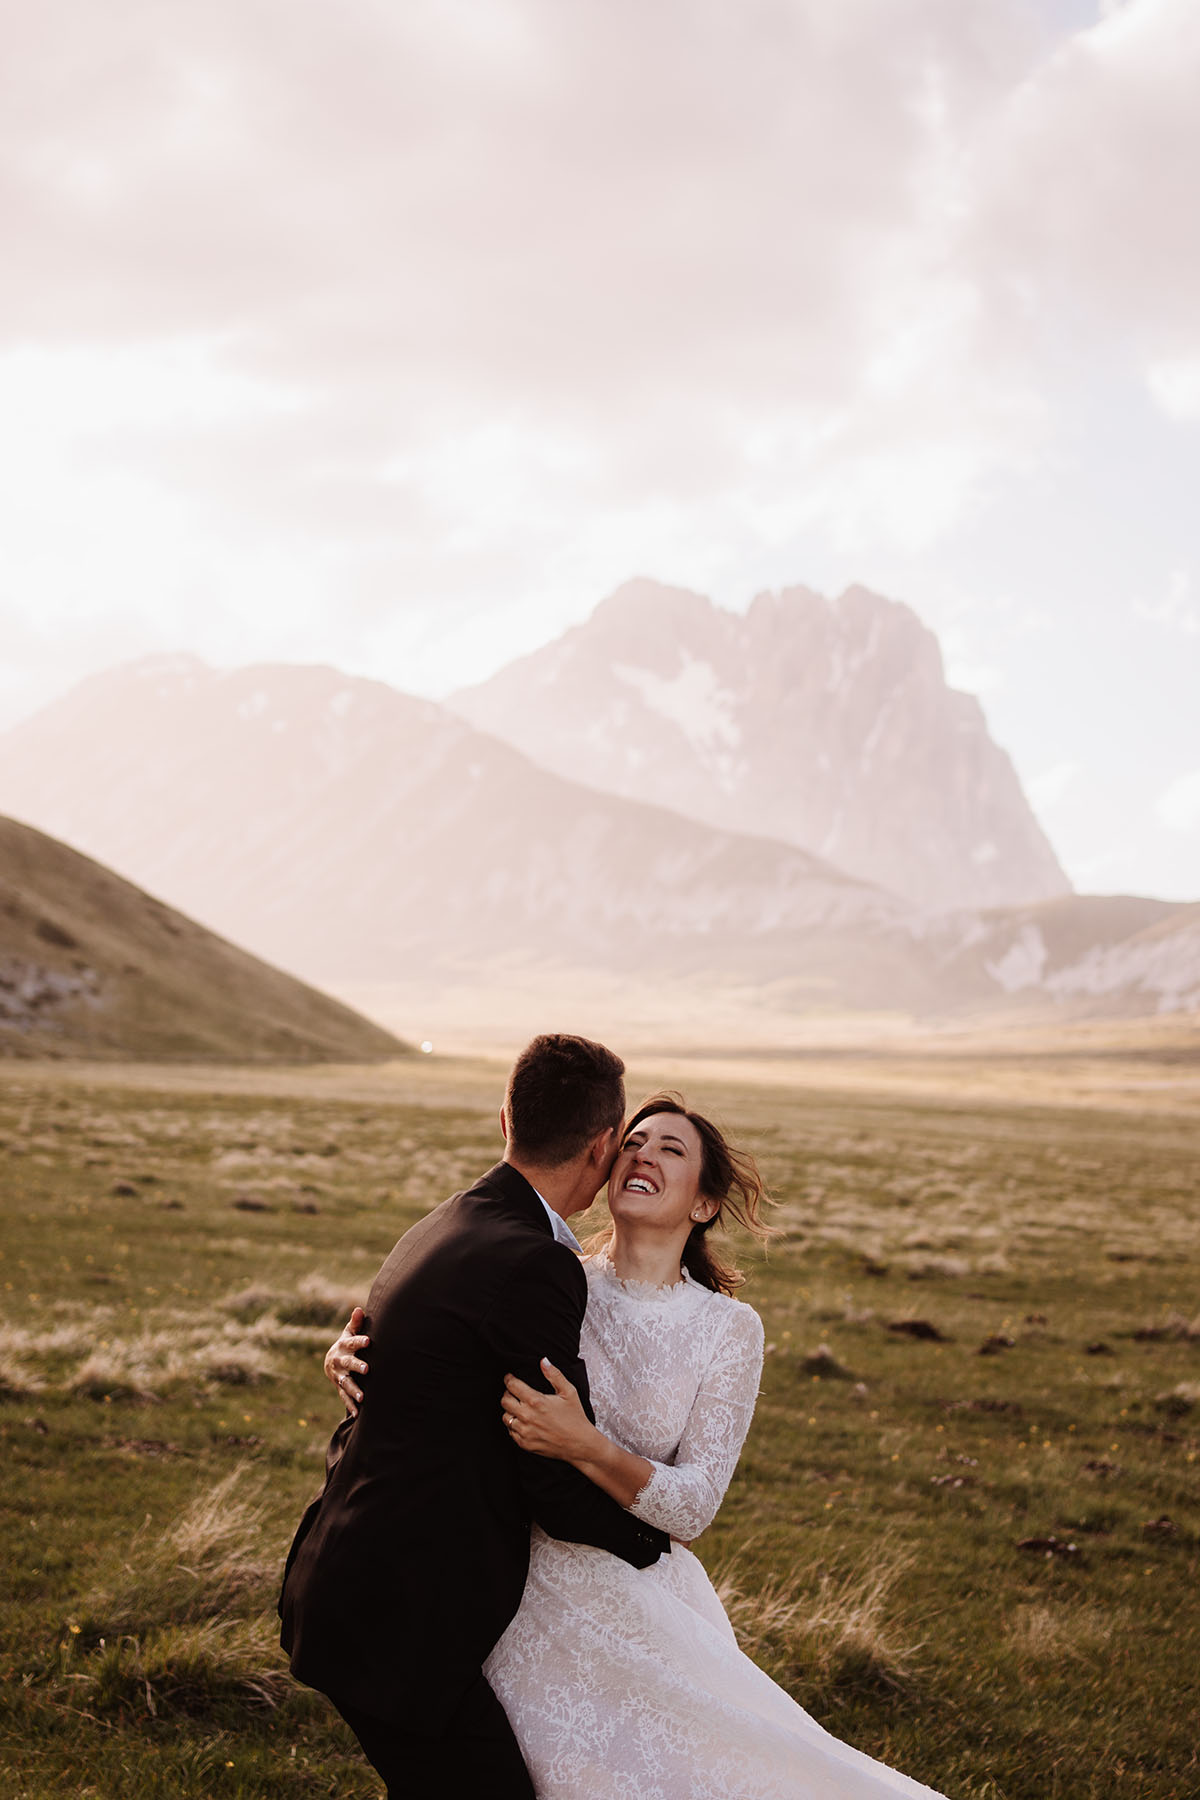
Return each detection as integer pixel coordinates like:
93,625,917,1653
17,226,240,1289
590,576,715,629
451,577,1070,912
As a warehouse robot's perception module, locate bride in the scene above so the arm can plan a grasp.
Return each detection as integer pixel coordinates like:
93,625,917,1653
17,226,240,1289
326,1093,946,1799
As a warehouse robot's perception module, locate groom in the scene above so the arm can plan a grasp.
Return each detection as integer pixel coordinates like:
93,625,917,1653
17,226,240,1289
279,1033,669,1799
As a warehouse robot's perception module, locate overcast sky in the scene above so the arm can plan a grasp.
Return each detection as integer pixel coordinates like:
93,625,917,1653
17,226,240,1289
2,0,1198,899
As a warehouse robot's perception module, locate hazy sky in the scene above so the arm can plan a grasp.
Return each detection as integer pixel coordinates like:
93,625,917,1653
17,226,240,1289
3,0,1198,899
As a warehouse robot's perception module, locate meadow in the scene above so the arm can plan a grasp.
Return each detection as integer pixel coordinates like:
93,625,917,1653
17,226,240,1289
0,1050,1197,1799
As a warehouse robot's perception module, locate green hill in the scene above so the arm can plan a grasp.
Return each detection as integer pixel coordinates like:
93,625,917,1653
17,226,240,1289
0,815,409,1063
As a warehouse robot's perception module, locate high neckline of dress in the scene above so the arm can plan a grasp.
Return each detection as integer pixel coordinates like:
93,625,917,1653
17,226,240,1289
588,1248,699,1303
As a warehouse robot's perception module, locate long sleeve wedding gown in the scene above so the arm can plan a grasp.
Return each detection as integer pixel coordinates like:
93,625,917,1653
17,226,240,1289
484,1250,947,1800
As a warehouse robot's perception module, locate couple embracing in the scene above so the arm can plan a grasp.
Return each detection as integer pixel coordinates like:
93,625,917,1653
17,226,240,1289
279,1033,945,1799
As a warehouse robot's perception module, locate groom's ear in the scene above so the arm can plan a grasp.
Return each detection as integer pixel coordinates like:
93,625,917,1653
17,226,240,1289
498,1104,510,1144
590,1124,619,1171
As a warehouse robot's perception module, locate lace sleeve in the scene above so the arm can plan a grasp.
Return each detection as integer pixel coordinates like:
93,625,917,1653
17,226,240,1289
627,1300,764,1541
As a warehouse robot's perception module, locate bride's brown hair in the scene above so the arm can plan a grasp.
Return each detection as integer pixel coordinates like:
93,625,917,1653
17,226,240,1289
588,1092,774,1296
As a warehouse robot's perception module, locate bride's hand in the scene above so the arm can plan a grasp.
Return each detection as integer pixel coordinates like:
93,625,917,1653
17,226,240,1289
502,1358,599,1461
324,1306,370,1416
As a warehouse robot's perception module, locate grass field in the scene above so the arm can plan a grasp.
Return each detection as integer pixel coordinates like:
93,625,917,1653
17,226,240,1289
1,1050,1197,1799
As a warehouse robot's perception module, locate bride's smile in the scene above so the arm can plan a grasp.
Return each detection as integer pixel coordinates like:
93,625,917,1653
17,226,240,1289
604,1112,720,1292
610,1115,710,1225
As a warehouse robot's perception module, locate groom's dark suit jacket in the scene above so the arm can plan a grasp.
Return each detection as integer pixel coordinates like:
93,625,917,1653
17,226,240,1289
279,1161,668,1731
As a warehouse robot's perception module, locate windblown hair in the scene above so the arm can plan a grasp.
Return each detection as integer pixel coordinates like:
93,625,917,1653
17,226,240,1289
504,1033,626,1167
592,1091,774,1295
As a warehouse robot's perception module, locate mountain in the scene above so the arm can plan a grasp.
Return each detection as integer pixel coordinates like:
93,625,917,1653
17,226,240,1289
0,657,923,994
0,655,1192,1028
925,893,1200,1019
0,814,408,1062
450,578,1070,913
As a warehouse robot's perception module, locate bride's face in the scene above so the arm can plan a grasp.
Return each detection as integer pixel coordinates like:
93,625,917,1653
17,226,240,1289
608,1112,715,1233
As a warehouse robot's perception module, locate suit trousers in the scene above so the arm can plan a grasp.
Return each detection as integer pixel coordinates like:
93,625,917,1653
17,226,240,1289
336,1676,536,1800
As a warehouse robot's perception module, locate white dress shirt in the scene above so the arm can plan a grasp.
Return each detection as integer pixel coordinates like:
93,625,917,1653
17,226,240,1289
533,1187,583,1254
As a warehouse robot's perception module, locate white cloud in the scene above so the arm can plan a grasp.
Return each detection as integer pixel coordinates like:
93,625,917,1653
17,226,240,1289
1146,355,1200,420
0,339,304,438
0,0,1056,546
1156,769,1200,834
1133,569,1200,634
1,0,1193,573
970,0,1200,356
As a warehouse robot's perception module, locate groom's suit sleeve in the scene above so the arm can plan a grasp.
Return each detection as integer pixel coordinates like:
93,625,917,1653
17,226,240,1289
479,1239,668,1569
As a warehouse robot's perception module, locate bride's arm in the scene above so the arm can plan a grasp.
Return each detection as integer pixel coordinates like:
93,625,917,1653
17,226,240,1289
503,1300,764,1535
625,1303,764,1541
503,1358,653,1508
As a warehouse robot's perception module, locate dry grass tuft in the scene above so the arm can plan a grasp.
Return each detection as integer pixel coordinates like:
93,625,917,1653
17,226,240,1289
165,1467,282,1604
714,1544,923,1702
1135,1311,1200,1343
223,1272,362,1331
1,1298,300,1403
0,1355,41,1399
273,1273,364,1329
66,1325,278,1400
900,1253,971,1281
82,1467,282,1642
54,1467,295,1720
0,1324,43,1398
74,1613,292,1719
1006,1602,1118,1665
1153,1380,1200,1416
223,1284,278,1322
199,1338,278,1386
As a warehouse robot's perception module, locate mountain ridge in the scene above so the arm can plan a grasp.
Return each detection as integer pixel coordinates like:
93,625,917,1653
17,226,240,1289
0,650,1194,1026
0,657,915,986
450,576,1070,913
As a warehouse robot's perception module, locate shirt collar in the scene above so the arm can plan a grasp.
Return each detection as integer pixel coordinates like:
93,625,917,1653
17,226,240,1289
532,1187,582,1254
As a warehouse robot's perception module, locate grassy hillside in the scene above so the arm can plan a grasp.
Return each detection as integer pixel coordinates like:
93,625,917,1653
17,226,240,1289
0,816,408,1063
0,1056,1196,1799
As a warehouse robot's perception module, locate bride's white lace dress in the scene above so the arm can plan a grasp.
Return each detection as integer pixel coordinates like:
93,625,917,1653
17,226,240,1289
485,1251,946,1800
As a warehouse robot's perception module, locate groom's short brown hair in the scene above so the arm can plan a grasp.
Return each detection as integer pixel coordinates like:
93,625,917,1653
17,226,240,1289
505,1033,625,1167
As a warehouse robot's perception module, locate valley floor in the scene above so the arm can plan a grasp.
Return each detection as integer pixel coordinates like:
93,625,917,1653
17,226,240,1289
0,1044,1197,1799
